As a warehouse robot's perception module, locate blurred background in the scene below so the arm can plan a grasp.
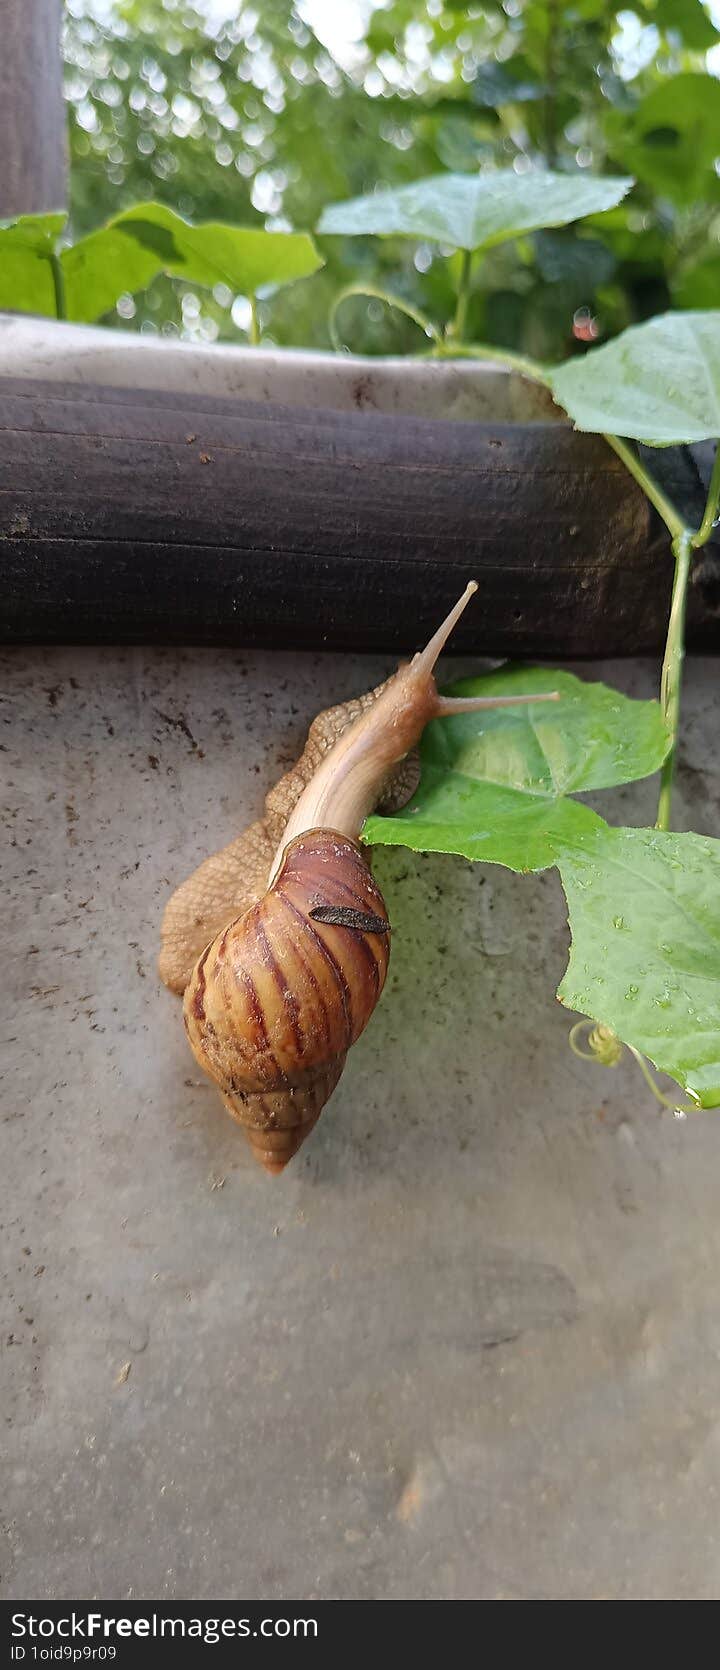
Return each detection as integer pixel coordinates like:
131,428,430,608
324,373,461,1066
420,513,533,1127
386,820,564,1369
62,0,720,357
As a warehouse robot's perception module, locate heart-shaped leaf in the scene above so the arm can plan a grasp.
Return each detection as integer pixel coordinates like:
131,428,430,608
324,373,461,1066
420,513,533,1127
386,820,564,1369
317,169,632,253
0,212,67,317
558,824,720,1108
363,667,669,873
366,768,604,872
0,205,323,325
550,311,720,444
62,203,323,322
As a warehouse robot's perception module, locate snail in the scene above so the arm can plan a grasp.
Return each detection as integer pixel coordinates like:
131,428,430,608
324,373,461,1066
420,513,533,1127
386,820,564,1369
159,583,558,1174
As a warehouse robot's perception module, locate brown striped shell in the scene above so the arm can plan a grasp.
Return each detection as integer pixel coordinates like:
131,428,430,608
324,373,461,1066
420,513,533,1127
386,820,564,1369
183,829,390,1174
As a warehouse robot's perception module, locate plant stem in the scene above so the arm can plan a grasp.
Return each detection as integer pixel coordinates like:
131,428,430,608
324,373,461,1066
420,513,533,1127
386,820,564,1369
656,530,693,831
603,433,686,542
451,250,473,341
329,283,443,352
428,340,549,384
603,436,719,832
692,441,720,549
50,252,66,321
249,293,260,346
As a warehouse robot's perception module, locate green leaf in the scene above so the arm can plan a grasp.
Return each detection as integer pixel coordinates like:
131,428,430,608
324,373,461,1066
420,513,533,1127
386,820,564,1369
0,211,66,251
317,170,633,253
62,202,323,322
610,74,720,207
550,311,720,444
0,212,66,317
642,0,719,51
558,825,720,1109
366,769,604,872
363,667,669,873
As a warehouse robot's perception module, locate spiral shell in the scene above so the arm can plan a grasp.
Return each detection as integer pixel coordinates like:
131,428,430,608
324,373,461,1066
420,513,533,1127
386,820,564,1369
183,829,390,1173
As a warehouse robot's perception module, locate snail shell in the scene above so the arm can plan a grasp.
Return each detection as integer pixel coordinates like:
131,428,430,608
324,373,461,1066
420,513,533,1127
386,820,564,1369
183,829,390,1173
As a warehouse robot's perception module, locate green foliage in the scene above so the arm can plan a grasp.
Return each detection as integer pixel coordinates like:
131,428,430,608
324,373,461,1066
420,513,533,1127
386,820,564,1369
608,73,720,207
64,206,321,322
365,762,603,874
63,0,446,347
363,669,669,871
470,59,545,107
533,230,617,289
549,311,720,442
558,825,720,1108
0,204,320,323
62,1,720,355
674,257,720,310
364,659,720,1110
644,0,719,53
318,171,631,252
0,214,67,315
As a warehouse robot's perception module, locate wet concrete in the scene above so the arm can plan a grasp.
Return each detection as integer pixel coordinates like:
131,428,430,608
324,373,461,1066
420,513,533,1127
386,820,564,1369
2,646,720,1600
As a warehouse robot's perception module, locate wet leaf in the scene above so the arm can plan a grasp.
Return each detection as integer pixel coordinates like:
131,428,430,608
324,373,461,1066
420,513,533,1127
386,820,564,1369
365,769,604,872
550,311,720,443
317,169,632,253
363,668,668,873
558,825,720,1108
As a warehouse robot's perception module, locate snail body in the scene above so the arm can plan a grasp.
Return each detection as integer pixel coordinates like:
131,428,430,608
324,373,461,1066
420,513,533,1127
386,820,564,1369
164,583,558,1174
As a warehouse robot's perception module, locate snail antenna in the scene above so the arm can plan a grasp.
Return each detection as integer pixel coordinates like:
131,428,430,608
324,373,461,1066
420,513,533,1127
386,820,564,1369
413,582,559,714
412,581,478,679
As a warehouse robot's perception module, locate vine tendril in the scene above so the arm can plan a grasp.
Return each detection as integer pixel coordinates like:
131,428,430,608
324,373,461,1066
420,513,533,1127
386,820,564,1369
568,1021,623,1066
329,284,442,353
568,1020,699,1118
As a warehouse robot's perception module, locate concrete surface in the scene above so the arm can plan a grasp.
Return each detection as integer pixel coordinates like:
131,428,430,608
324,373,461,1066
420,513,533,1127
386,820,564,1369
0,315,556,422
2,645,720,1601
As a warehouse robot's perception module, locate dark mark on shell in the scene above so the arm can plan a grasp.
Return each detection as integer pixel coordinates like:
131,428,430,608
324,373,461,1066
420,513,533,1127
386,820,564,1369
310,905,390,934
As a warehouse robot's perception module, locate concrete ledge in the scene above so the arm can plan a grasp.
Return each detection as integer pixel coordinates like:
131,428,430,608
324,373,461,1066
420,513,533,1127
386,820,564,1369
0,314,556,422
3,639,720,1598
